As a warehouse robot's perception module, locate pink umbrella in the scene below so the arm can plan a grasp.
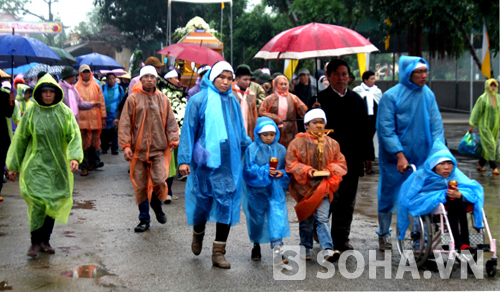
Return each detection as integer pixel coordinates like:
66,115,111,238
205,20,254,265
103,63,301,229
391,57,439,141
100,68,127,76
254,22,378,60
157,43,225,66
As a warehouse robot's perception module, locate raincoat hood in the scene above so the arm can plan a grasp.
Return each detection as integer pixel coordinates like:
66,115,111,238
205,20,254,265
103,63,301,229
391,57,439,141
422,140,457,179
484,78,498,96
399,56,429,90
16,83,30,101
254,117,280,146
33,74,64,108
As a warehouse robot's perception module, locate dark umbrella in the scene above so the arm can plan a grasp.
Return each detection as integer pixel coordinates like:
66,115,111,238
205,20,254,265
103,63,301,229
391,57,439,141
73,52,123,71
25,64,65,79
0,34,61,82
49,46,78,66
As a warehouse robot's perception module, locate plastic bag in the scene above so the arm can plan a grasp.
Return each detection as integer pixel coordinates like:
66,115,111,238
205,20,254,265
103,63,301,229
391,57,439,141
458,132,482,157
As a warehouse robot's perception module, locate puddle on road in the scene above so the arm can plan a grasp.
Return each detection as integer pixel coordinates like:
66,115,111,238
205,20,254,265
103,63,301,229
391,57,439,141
72,200,96,210
0,232,6,237
0,281,12,291
62,265,115,279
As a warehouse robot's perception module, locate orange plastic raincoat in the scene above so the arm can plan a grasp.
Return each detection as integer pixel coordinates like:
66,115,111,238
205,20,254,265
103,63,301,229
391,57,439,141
75,73,106,150
232,82,258,141
259,76,307,148
118,83,179,204
285,133,347,222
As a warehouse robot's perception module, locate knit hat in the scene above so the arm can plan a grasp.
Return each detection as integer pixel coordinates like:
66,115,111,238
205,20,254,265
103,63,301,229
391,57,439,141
304,108,327,124
140,65,158,79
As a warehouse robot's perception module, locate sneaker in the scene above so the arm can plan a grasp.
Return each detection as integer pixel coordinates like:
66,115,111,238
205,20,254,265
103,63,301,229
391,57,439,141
165,195,172,204
300,247,312,260
251,243,261,261
323,249,341,263
95,162,104,169
172,195,179,200
379,237,392,251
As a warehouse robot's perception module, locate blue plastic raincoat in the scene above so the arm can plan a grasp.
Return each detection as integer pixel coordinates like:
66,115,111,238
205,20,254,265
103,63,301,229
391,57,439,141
6,74,83,231
242,117,290,244
178,69,252,227
397,140,484,239
376,56,445,213
101,83,125,129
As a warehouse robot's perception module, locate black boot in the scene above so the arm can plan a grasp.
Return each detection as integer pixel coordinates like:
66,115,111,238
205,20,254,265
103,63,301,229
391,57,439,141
251,243,261,261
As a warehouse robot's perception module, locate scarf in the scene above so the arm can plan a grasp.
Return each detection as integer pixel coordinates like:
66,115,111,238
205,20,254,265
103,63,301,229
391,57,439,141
233,84,249,133
361,82,378,116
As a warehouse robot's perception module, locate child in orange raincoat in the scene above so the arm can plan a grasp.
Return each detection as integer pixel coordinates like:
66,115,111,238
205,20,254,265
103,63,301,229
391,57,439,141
285,108,347,264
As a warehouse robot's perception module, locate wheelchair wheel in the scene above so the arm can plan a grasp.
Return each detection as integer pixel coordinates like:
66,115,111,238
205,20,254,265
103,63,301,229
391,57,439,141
397,214,433,268
486,259,497,277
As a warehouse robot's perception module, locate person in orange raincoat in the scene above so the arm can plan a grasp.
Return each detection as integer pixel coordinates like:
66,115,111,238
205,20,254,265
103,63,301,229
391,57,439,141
285,108,347,264
118,65,179,233
259,75,307,149
75,65,107,176
232,66,258,140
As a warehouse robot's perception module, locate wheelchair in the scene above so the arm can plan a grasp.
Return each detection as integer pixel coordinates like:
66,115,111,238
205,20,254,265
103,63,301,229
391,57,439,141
396,166,497,277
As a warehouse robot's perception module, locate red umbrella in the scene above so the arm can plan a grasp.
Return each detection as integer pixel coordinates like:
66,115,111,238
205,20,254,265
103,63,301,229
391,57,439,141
157,43,226,66
254,22,378,60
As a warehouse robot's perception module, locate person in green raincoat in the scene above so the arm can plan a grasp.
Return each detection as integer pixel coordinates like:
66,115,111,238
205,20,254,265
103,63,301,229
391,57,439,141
469,79,500,175
15,83,34,115
6,74,83,258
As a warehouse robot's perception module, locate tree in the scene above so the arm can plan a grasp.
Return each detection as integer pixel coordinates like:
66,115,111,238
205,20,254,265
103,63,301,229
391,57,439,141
0,0,60,45
374,0,499,75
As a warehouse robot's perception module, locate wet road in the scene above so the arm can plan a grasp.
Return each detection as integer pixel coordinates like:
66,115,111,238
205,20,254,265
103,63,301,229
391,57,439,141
0,121,498,291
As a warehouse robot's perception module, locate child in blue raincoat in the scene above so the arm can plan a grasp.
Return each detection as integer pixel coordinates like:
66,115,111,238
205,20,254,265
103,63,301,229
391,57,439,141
397,140,484,251
242,117,290,262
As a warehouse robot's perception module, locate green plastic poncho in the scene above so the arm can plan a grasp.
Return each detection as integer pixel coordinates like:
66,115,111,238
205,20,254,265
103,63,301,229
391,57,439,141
469,79,500,161
6,74,83,231
15,83,34,114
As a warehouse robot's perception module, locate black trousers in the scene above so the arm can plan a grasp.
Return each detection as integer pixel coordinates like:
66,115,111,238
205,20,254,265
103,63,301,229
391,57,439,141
80,147,97,170
166,177,174,196
479,157,497,169
445,199,470,247
0,139,9,194
31,216,55,245
330,171,359,245
194,222,231,242
100,128,118,153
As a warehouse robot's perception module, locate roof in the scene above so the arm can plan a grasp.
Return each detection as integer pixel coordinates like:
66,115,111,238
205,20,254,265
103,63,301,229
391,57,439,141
178,30,223,50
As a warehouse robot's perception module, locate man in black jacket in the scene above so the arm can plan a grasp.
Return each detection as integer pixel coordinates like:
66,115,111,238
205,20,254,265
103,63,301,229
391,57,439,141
1,86,15,199
308,59,374,251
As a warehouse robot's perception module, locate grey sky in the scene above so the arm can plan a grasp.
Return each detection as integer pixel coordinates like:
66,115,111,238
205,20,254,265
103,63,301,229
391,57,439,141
22,0,94,30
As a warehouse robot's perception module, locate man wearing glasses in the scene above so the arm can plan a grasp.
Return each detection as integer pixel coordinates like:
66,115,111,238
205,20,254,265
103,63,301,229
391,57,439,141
375,56,444,251
118,65,179,233
309,59,374,253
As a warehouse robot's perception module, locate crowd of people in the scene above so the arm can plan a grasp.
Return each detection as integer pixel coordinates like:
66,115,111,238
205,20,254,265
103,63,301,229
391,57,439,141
0,53,496,270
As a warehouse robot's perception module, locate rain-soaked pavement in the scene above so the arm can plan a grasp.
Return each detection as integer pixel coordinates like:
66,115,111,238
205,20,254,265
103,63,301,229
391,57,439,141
0,113,498,291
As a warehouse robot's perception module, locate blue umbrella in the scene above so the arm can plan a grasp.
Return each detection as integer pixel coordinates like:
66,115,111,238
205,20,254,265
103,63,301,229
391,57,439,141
2,63,39,75
74,52,123,71
0,34,60,81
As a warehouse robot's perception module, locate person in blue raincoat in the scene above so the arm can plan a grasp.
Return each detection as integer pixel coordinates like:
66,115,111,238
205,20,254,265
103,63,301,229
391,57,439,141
376,56,445,251
178,61,252,269
242,117,290,262
397,140,483,251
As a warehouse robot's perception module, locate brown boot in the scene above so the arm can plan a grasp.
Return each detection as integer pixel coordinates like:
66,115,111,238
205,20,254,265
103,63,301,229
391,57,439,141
212,241,231,269
191,231,204,255
40,242,55,254
80,169,88,176
27,244,40,257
